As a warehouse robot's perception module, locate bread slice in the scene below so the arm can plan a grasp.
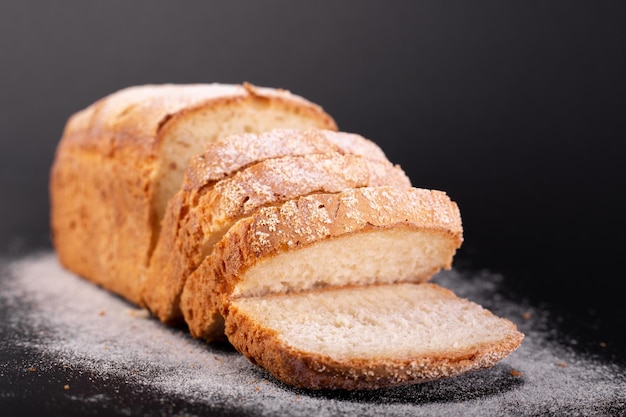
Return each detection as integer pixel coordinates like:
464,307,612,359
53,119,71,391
225,282,524,390
50,83,336,305
180,186,463,341
145,150,411,323
182,128,393,191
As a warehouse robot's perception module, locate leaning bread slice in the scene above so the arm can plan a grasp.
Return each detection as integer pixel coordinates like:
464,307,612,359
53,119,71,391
50,83,336,305
182,128,393,192
145,151,410,323
225,282,524,390
180,186,463,340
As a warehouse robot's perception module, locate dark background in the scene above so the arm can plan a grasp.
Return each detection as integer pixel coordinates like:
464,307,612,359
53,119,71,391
1,1,624,337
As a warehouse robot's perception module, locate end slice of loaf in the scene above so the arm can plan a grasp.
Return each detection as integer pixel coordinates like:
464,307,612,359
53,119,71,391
145,150,410,323
180,186,463,341
50,83,336,305
226,282,524,390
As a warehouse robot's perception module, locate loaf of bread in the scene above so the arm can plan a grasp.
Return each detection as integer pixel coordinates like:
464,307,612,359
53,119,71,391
51,83,524,391
50,83,336,305
145,129,411,323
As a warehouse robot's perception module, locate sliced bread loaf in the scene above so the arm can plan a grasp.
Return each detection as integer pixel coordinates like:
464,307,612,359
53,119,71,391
180,186,463,340
50,83,336,305
51,85,523,392
226,282,524,390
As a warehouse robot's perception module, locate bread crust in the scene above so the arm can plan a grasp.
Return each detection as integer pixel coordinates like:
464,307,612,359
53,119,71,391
50,83,336,305
181,186,463,340
225,283,524,390
145,151,410,323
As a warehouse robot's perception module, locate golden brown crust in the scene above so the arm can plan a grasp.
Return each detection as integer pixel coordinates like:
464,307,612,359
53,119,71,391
220,186,462,266
50,83,337,305
50,140,154,304
180,186,463,340
225,283,524,390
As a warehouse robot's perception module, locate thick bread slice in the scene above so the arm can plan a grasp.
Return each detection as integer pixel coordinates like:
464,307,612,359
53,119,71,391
145,152,410,323
183,128,392,191
181,186,463,341
50,83,336,305
225,283,524,390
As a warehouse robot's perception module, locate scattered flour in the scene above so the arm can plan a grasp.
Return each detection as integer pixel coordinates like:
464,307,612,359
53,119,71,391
1,251,625,416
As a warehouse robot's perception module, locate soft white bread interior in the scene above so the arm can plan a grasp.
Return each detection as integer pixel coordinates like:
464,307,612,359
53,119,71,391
50,83,336,305
180,186,463,341
145,146,410,322
226,283,524,390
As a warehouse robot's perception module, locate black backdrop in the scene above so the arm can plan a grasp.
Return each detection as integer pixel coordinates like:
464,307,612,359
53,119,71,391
1,1,624,331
